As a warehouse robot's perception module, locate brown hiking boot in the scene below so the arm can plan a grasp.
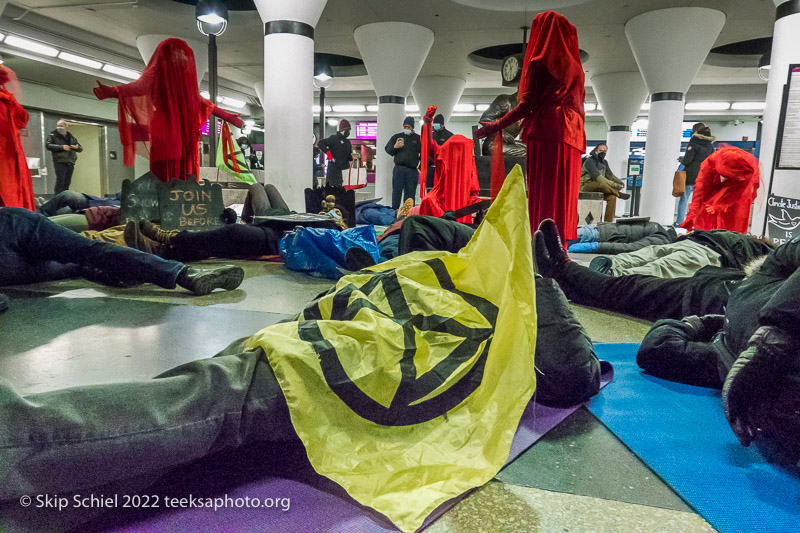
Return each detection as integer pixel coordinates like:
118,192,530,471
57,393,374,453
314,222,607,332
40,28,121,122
139,219,180,245
617,191,631,200
124,220,169,257
397,198,414,219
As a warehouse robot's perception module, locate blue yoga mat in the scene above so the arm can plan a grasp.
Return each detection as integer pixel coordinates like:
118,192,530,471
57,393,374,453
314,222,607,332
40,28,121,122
590,343,800,533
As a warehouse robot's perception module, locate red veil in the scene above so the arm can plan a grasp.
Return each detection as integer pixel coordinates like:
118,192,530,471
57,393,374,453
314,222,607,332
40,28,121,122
95,38,216,181
419,135,481,223
0,66,36,210
681,146,761,233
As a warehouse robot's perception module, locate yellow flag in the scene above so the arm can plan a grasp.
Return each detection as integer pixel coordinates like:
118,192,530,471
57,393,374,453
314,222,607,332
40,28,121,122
247,165,536,531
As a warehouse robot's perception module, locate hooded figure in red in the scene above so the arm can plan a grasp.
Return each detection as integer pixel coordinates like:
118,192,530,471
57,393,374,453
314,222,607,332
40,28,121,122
0,66,36,211
418,106,481,223
475,11,585,241
93,38,244,182
681,146,760,234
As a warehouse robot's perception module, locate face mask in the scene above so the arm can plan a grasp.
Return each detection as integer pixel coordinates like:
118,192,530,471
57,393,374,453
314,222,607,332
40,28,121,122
433,124,441,131
403,129,412,135
57,127,67,134
597,151,606,161
341,130,350,138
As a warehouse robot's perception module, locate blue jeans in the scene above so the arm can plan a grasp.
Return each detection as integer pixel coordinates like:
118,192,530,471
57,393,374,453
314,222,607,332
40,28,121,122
0,207,185,287
392,165,419,209
37,190,90,217
675,185,694,225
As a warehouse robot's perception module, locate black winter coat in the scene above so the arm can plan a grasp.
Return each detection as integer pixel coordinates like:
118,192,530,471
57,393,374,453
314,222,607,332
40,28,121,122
595,221,677,255
46,130,83,164
318,132,352,176
682,133,715,186
385,132,422,169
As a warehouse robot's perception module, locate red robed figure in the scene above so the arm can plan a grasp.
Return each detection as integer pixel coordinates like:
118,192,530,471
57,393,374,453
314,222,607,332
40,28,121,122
418,131,481,222
475,11,586,241
0,66,36,211
93,38,244,182
681,146,760,234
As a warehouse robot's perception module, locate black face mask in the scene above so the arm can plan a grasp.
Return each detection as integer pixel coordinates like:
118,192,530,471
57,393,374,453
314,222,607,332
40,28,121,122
597,151,606,161
342,130,350,138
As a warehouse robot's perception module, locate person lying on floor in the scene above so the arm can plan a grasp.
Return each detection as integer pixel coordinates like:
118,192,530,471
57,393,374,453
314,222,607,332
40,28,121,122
0,207,243,296
586,229,774,279
535,218,800,458
567,219,676,254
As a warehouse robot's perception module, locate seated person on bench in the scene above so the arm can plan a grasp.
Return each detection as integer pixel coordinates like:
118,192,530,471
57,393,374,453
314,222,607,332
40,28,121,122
535,218,800,459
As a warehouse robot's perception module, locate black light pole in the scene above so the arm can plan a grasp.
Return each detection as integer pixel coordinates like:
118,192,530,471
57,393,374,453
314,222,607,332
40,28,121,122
196,0,228,167
314,64,333,143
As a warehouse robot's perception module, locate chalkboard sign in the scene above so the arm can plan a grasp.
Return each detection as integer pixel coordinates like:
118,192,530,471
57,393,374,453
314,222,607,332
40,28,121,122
157,179,225,232
766,194,800,245
120,172,162,224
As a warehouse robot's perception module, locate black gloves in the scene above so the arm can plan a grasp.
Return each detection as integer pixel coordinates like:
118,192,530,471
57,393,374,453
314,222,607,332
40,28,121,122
722,326,796,446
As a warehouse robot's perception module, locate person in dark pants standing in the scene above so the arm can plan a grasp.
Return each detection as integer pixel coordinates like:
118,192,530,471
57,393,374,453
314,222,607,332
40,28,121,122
318,119,353,187
46,120,83,194
385,116,422,209
676,124,715,225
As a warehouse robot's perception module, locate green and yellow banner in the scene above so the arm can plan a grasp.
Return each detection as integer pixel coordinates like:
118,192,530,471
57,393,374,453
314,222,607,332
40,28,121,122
247,165,536,531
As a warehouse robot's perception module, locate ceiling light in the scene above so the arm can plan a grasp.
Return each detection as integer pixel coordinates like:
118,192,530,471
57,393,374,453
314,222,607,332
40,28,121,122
453,104,475,112
731,102,766,111
367,105,379,112
245,119,256,126
641,103,650,111
327,118,339,126
222,97,246,109
200,90,211,99
684,102,731,111
332,105,366,113
584,103,596,112
405,104,419,113
312,105,332,113
476,104,490,111
198,13,226,24
58,51,102,69
195,0,228,36
102,64,140,80
216,95,224,103
5,35,58,57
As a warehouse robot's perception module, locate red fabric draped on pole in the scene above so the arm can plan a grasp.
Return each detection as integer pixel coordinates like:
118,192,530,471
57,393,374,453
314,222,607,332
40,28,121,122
419,135,482,223
680,146,760,233
94,38,242,182
477,11,585,241
0,66,36,211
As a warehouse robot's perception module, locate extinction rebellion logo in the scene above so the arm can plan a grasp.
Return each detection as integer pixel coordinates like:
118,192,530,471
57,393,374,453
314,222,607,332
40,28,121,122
298,258,498,426
767,194,800,244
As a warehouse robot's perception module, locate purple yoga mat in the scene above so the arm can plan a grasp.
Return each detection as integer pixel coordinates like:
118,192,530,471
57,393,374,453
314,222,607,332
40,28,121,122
90,368,613,532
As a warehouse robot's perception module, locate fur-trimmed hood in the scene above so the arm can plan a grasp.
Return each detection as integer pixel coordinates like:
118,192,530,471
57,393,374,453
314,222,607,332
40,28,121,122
692,132,716,143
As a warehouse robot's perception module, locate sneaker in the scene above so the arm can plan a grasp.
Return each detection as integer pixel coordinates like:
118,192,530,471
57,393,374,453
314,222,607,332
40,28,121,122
177,266,245,296
589,256,613,275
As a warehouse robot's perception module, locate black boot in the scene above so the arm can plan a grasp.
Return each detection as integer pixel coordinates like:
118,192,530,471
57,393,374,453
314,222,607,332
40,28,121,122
176,266,245,296
534,219,571,281
124,220,170,257
589,256,613,275
139,219,180,246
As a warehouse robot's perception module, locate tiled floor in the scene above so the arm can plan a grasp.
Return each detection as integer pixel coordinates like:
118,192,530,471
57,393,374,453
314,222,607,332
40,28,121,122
0,255,715,532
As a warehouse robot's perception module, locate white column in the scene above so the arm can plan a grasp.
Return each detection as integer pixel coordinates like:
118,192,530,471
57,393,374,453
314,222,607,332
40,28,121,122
412,76,466,122
253,0,327,211
354,22,434,201
751,0,800,234
136,35,208,85
625,8,726,224
591,71,649,216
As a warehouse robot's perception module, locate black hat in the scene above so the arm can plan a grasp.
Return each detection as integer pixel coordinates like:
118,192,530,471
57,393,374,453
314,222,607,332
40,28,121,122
434,114,445,125
403,116,415,128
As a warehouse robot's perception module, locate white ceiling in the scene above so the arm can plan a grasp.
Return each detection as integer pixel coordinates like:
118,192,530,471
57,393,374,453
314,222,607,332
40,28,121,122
1,0,775,106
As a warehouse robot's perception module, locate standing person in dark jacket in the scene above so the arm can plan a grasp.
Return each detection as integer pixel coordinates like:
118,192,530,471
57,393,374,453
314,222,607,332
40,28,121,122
425,114,455,190
385,116,422,209
677,124,715,225
46,120,83,194
580,144,630,222
318,119,352,187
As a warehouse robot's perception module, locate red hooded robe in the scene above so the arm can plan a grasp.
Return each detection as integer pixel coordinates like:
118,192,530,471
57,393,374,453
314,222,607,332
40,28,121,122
681,146,760,234
478,11,585,241
94,38,242,182
0,66,36,211
419,135,481,223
